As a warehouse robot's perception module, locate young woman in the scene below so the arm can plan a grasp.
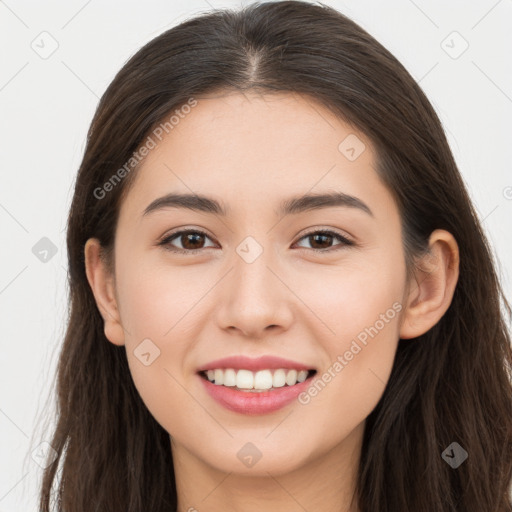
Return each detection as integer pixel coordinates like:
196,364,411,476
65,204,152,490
39,1,512,511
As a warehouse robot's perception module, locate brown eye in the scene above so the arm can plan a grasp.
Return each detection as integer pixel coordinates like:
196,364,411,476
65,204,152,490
159,229,216,254
158,228,354,255
294,230,354,252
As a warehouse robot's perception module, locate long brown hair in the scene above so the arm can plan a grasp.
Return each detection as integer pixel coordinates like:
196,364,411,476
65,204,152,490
38,1,512,510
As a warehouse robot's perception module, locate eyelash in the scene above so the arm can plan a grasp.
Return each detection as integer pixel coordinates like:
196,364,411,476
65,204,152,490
158,228,355,255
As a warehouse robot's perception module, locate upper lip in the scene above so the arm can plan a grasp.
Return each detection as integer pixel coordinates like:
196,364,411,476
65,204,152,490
197,355,316,373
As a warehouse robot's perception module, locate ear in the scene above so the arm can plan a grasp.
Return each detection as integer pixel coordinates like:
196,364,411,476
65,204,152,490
84,238,125,346
399,229,460,339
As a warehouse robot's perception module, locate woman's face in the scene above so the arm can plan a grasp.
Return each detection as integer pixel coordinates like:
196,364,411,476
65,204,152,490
99,91,410,475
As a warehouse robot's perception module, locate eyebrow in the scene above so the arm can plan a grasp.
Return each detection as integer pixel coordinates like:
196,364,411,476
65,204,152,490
142,191,374,218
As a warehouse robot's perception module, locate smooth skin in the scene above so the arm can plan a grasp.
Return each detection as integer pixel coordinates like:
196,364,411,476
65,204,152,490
84,90,459,512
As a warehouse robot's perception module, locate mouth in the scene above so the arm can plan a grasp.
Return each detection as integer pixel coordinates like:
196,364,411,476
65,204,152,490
197,367,318,415
198,368,318,392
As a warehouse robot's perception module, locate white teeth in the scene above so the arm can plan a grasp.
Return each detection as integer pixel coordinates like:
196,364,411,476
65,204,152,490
223,368,237,387
203,368,312,390
236,369,254,389
297,370,308,383
285,369,297,386
214,369,224,385
272,369,286,388
254,370,273,390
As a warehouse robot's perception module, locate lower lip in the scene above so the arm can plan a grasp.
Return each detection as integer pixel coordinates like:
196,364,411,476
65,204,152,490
198,372,315,415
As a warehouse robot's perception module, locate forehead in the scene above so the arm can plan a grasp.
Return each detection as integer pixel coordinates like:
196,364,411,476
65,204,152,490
119,90,392,221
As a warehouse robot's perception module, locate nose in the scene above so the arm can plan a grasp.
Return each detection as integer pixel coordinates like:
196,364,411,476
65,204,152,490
215,245,294,339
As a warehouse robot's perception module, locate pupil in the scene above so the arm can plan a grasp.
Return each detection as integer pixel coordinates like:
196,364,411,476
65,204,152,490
184,233,203,249
311,233,331,249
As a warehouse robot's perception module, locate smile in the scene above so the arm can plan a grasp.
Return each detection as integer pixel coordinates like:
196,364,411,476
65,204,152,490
198,369,317,415
200,368,315,391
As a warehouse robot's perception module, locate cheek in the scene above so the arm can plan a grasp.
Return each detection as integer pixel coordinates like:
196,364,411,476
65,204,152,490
113,255,203,427
296,246,405,344
115,252,210,342
295,249,405,418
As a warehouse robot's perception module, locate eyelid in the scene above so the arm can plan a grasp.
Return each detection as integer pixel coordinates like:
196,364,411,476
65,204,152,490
296,226,354,243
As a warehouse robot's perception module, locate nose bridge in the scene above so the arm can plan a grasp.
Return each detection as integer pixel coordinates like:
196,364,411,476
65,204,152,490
216,234,293,336
232,234,278,305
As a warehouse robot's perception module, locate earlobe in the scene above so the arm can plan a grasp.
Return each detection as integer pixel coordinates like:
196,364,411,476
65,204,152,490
84,238,126,346
399,229,460,340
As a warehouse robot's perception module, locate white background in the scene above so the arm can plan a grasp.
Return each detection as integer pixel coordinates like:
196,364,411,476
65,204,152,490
0,0,511,509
